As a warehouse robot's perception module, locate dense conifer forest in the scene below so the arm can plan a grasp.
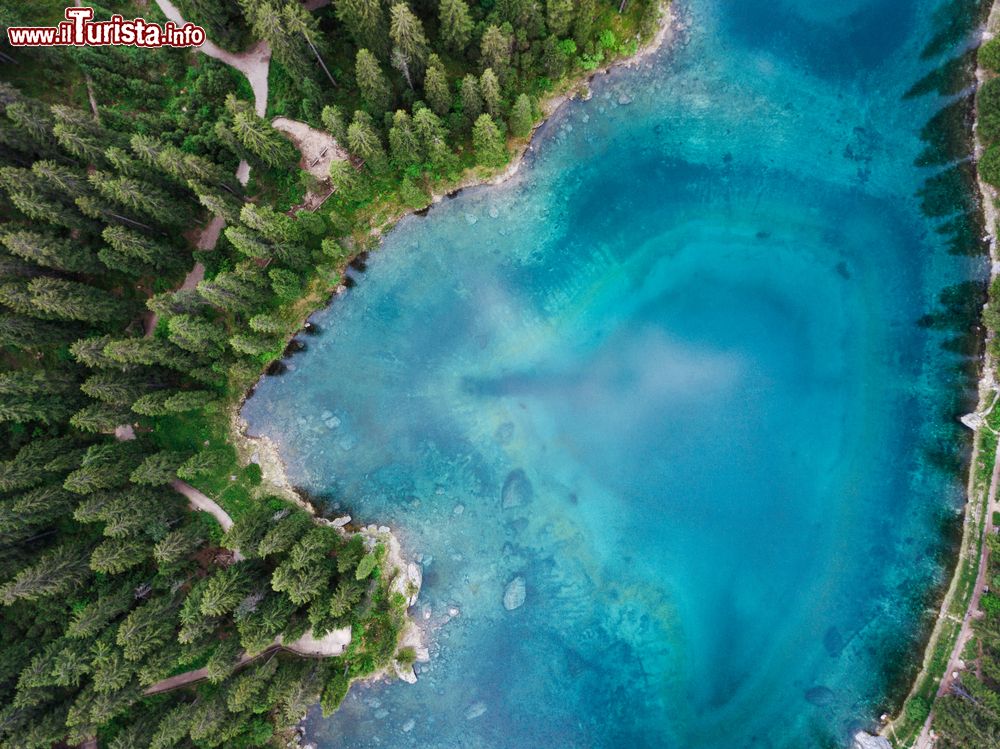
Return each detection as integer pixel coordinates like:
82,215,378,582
0,0,663,745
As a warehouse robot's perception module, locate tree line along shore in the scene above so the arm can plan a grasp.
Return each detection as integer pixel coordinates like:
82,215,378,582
887,23,1000,749
0,0,663,746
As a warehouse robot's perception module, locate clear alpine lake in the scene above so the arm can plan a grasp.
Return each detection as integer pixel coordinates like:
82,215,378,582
242,0,990,745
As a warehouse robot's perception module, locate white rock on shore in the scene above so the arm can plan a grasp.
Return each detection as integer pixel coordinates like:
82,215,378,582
852,732,891,749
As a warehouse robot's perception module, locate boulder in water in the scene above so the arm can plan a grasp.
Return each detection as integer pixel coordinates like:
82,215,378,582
804,685,834,706
501,469,533,509
503,576,526,610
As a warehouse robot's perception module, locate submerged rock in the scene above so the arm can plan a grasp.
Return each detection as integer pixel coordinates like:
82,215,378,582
804,685,834,706
503,576,526,610
852,732,891,749
465,702,487,720
501,469,533,509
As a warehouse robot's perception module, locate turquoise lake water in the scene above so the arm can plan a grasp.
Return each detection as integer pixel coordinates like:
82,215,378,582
242,0,990,745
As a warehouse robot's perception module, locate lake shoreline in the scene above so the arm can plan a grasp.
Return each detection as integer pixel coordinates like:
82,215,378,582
880,3,1000,745
230,1,680,706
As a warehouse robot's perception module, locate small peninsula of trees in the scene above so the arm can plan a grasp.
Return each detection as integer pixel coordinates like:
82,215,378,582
0,0,663,745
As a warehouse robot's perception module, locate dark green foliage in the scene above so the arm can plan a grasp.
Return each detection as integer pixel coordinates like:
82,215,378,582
978,77,1000,146
981,38,1000,73
980,143,1000,186
356,49,393,114
473,114,508,167
510,93,535,138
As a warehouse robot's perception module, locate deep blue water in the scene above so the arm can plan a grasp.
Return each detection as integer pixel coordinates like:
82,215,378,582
242,1,988,746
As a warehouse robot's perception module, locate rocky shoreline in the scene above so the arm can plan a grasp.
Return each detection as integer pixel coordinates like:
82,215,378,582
878,3,1000,746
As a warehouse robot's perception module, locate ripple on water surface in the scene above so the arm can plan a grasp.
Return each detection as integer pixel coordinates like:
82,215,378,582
242,0,987,746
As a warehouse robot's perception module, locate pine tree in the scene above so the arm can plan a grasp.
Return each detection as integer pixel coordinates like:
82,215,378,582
200,564,252,616
28,277,127,323
438,0,473,53
333,0,387,56
321,104,349,144
226,658,277,713
30,160,90,197
460,74,483,122
257,512,313,558
246,1,311,78
282,3,338,87
473,114,508,167
71,335,120,369
4,100,57,153
0,167,89,231
510,93,534,137
81,371,166,406
197,263,270,316
546,0,575,37
131,389,213,416
389,3,430,82
88,172,187,226
90,536,149,574
269,268,302,301
167,314,228,358
174,0,248,51
248,312,285,335
0,314,82,350
0,370,81,425
329,160,362,200
0,437,77,493
347,111,389,174
240,203,302,244
423,56,452,117
226,95,296,168
399,176,428,207
115,599,174,662
496,0,529,25
480,25,511,76
388,110,423,169
0,544,90,605
177,449,230,482
225,225,272,260
64,442,143,495
574,0,595,46
195,187,242,224
101,226,184,273
355,49,392,114
0,230,101,274
480,68,504,119
205,637,242,684
66,586,133,639
70,402,132,434
271,558,330,605
413,108,457,174
153,522,204,566
131,451,190,487
91,641,135,695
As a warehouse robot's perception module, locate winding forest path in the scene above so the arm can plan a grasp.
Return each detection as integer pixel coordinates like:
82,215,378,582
143,0,266,336
143,628,351,695
910,434,1000,749
152,0,271,117
170,479,234,532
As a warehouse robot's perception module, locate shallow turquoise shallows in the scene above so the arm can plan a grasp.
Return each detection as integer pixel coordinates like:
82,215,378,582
242,0,989,746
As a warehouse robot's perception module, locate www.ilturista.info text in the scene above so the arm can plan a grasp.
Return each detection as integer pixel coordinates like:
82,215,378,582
6,7,206,48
